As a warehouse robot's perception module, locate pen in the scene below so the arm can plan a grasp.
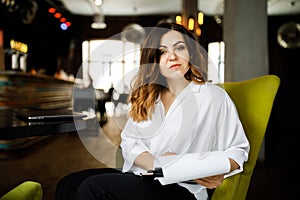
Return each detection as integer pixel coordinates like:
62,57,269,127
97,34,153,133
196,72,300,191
141,168,197,184
141,168,164,177
181,180,197,184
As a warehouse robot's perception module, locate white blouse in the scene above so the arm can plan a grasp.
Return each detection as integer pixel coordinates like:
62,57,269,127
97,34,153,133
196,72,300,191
120,81,250,200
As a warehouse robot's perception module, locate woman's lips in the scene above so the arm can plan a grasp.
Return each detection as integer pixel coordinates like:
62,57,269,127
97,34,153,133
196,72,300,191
169,64,181,69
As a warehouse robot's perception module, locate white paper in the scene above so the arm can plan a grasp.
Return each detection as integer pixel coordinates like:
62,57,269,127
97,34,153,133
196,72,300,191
155,151,230,185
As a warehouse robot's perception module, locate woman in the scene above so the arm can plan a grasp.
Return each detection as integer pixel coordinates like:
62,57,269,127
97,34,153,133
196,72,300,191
55,22,250,200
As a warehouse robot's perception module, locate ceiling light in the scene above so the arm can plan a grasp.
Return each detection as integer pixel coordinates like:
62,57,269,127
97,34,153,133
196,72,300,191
91,14,107,29
94,0,103,6
91,22,107,29
188,17,195,31
175,14,182,25
198,12,204,25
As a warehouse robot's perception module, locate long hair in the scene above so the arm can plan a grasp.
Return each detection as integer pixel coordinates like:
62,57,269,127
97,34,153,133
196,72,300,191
129,22,207,122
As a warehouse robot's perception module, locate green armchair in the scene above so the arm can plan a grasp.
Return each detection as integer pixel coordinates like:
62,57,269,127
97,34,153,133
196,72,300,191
211,75,280,200
116,74,280,200
0,181,43,200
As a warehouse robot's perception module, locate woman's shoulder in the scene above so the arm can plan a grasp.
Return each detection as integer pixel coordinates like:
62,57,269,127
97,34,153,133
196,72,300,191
189,82,229,105
206,82,226,92
192,81,227,95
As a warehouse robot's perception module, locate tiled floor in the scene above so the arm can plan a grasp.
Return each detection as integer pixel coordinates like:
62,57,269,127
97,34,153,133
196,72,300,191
0,114,295,200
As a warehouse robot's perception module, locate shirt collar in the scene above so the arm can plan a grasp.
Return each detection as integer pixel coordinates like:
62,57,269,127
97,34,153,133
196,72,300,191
188,81,202,93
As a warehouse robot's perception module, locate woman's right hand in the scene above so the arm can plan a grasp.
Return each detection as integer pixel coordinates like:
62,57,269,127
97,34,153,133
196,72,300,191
193,174,225,189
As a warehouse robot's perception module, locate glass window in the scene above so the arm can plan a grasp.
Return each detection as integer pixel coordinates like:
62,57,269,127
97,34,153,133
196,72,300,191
82,39,140,93
208,41,225,84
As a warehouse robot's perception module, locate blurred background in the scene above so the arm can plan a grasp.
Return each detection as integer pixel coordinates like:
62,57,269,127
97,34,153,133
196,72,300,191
0,0,300,199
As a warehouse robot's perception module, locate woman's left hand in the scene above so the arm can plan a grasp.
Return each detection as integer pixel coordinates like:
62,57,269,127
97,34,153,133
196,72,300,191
193,175,225,189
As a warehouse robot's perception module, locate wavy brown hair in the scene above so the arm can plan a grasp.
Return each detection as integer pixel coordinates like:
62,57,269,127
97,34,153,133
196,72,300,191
129,22,207,122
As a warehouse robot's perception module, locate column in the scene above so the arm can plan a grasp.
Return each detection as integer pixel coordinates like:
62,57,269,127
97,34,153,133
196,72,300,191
223,0,268,81
181,0,199,34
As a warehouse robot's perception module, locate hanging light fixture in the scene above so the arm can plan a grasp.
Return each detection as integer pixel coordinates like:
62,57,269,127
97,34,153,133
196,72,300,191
176,0,205,36
91,13,107,29
198,12,204,25
188,17,195,30
175,14,182,25
91,3,106,29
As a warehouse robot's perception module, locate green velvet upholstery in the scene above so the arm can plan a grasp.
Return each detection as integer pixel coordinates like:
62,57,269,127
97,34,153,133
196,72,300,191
115,75,280,199
0,181,43,200
211,75,280,200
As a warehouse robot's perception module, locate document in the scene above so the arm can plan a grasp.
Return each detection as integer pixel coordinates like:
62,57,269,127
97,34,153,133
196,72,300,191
154,151,230,185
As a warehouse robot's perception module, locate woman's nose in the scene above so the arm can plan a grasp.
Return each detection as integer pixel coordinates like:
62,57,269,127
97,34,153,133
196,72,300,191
167,51,177,60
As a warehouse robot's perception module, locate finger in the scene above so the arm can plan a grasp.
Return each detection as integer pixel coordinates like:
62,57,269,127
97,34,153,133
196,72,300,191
193,179,217,189
194,177,224,188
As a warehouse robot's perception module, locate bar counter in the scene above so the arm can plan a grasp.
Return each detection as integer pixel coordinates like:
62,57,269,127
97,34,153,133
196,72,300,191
0,108,96,140
0,71,74,109
0,71,96,152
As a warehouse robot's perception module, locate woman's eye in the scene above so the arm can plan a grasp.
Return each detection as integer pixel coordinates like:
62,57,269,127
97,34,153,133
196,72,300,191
159,49,167,55
176,45,186,51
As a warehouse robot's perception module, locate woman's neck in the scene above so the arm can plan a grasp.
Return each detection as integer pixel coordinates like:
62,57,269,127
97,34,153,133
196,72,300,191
166,78,190,95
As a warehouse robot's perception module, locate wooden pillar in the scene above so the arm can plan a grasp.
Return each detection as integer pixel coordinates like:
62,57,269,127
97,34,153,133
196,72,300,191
181,0,199,34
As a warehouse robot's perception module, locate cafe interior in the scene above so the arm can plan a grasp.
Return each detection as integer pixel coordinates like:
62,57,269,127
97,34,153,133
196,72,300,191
0,0,299,199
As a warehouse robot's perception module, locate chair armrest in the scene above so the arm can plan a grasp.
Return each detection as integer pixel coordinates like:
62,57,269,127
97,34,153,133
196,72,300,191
0,181,43,200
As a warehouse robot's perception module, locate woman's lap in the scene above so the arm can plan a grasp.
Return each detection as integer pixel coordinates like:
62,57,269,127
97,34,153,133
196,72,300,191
55,168,196,200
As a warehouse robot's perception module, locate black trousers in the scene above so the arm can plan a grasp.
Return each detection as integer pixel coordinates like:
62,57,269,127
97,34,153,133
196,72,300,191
55,168,197,200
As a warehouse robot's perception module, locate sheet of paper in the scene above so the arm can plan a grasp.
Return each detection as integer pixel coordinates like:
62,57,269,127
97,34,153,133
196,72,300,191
155,151,230,185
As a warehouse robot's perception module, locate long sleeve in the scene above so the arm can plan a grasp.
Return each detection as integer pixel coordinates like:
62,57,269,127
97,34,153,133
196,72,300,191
120,118,149,173
213,92,250,177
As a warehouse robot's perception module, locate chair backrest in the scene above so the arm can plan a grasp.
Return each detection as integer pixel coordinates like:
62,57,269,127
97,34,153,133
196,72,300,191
211,75,280,200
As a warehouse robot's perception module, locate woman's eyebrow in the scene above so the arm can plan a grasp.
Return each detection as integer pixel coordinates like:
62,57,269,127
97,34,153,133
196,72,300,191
159,41,185,48
173,41,185,46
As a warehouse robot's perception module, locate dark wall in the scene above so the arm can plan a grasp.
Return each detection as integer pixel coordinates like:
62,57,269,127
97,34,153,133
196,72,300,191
1,0,222,76
0,0,74,75
265,14,300,164
0,0,173,76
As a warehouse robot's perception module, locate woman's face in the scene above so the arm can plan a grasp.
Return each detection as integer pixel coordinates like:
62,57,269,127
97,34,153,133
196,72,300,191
158,30,190,80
